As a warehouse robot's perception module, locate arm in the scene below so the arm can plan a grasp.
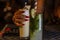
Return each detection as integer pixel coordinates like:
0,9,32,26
37,0,44,14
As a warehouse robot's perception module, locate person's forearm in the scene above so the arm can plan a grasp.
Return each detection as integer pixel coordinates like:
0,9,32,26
37,0,44,14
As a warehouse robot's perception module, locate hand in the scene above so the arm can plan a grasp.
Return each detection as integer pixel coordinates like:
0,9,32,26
12,10,25,26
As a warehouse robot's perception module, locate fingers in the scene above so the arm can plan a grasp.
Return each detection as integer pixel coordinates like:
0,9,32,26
13,17,25,26
13,15,25,22
14,11,25,15
12,15,25,26
12,10,29,26
14,19,24,25
14,21,24,26
14,15,25,19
